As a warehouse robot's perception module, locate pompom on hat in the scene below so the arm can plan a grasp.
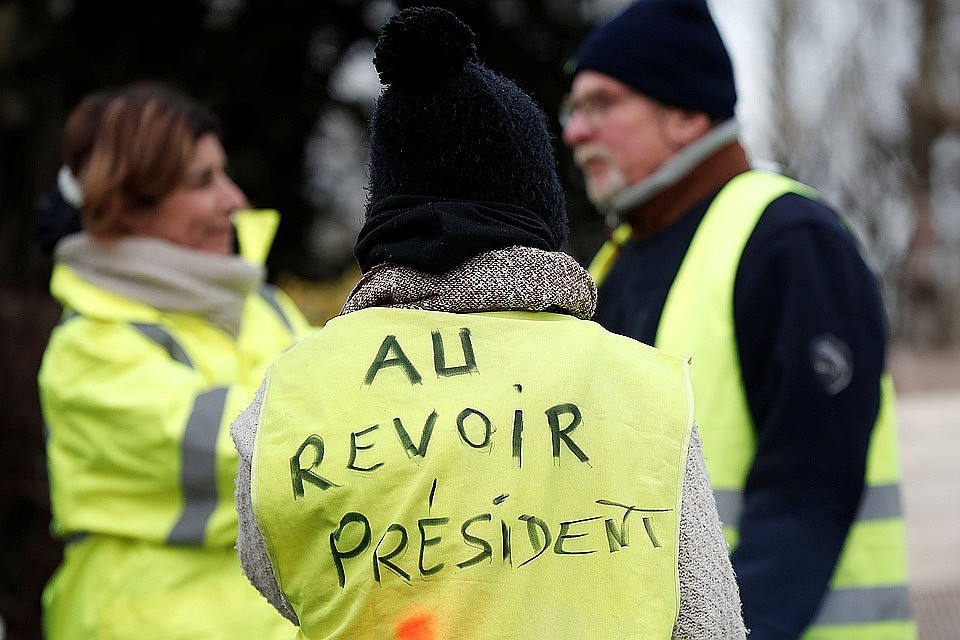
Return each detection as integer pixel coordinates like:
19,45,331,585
566,0,737,121
355,6,567,274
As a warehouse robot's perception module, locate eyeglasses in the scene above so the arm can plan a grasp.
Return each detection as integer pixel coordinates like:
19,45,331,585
558,90,635,129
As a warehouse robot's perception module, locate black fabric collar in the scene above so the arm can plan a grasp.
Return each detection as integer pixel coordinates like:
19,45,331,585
354,195,560,274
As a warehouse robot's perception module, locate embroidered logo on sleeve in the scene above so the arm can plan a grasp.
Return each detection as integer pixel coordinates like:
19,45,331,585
810,334,853,395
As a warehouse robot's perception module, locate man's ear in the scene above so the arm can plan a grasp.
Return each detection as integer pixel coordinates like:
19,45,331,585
663,108,713,148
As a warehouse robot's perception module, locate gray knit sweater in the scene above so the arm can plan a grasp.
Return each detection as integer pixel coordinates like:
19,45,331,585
232,246,746,639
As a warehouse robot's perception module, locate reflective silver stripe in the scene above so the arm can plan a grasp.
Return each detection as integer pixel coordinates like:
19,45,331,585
64,531,88,545
259,284,294,334
856,483,903,521
813,585,914,626
167,386,229,544
132,323,193,368
714,483,902,529
713,489,742,527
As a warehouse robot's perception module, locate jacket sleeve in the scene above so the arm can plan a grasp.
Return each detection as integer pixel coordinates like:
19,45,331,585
673,425,747,640
731,194,886,639
232,377,300,624
40,315,264,547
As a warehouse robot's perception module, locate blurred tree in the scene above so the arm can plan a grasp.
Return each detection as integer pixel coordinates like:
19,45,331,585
750,0,960,346
901,0,960,346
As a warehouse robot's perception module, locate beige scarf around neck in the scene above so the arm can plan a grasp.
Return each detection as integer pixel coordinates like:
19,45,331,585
55,233,264,337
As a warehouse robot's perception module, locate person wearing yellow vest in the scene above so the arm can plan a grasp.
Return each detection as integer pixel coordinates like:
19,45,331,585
232,7,745,639
560,1,915,639
37,82,313,640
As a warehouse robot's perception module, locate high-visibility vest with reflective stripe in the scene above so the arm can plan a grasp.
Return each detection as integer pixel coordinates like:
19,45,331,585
251,307,694,639
593,171,915,639
41,210,312,548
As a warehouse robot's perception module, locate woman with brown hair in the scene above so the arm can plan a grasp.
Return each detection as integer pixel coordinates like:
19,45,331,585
37,81,311,639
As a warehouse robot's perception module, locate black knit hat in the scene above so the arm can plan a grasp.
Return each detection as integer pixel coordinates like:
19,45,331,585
567,0,737,121
357,6,567,273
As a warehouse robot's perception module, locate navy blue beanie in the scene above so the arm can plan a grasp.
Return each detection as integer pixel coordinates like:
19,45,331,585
567,0,737,121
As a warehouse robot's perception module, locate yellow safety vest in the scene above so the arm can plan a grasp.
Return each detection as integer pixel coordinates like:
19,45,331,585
39,209,310,640
252,307,695,639
590,171,916,640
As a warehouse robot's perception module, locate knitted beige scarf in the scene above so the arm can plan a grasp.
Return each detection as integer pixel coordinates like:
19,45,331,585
342,245,597,319
55,232,263,337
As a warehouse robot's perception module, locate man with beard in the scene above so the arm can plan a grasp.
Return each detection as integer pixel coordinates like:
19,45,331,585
561,1,916,639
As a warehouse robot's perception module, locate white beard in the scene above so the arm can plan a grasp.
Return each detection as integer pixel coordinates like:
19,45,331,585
574,146,629,209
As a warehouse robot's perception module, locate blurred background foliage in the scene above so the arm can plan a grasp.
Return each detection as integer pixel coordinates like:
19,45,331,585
2,0,959,638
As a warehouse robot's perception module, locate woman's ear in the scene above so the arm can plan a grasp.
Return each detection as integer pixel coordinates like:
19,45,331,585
114,202,153,236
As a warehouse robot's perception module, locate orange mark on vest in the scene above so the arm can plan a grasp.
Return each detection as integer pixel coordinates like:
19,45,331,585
394,611,436,640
